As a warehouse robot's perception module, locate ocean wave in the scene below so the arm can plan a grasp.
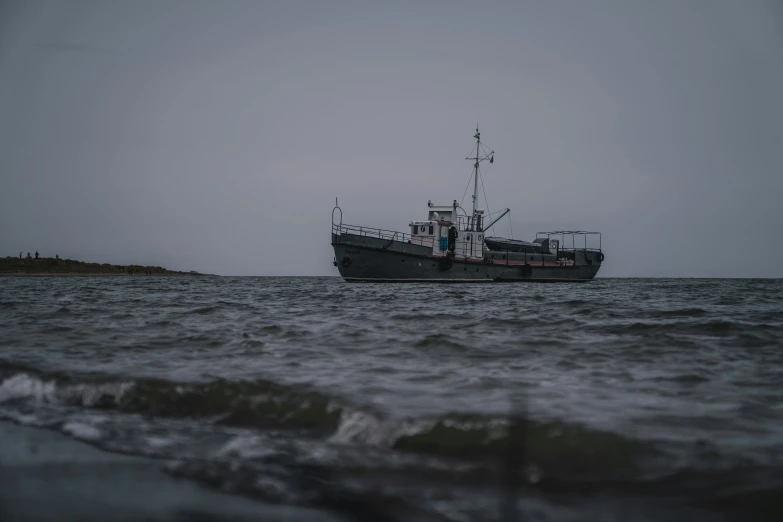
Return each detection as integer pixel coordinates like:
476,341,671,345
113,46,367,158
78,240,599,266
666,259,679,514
0,366,656,479
648,308,708,318
414,334,469,350
389,414,656,477
326,408,659,482
604,319,754,336
0,369,342,432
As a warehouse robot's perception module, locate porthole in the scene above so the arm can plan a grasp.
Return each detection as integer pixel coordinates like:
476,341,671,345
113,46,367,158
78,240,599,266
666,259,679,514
465,234,472,242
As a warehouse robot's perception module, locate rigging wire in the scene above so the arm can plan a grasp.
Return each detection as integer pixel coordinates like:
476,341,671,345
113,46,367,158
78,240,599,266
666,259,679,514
509,210,514,239
460,141,480,207
479,165,494,236
459,166,474,208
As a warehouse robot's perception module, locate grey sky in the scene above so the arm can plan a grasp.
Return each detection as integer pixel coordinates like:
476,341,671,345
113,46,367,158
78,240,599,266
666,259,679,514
1,0,781,277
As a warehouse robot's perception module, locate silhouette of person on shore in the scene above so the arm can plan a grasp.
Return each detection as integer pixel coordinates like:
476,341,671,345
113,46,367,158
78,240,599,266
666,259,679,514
35,251,39,259
55,254,59,260
19,252,22,259
26,252,31,259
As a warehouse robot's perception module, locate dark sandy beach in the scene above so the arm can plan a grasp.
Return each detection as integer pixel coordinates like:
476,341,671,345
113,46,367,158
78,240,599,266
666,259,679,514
0,421,343,522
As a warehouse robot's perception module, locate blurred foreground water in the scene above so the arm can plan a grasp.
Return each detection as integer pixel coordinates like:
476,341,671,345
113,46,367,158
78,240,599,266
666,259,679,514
1,276,782,521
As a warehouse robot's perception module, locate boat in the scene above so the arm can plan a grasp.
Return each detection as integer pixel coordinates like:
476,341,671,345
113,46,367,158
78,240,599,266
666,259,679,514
331,128,604,282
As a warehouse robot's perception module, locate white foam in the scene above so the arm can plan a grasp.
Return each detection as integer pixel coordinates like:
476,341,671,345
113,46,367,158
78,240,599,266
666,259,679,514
62,421,102,441
329,409,428,446
0,374,56,404
330,410,387,445
0,410,50,427
217,435,274,459
144,436,174,449
253,476,288,498
0,373,134,407
60,381,134,407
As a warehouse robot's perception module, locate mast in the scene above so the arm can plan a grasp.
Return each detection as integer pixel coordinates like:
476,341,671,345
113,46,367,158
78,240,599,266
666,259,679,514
465,127,494,232
472,127,480,231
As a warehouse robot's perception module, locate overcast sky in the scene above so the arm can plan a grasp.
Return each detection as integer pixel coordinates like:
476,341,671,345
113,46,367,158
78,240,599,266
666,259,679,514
1,0,781,277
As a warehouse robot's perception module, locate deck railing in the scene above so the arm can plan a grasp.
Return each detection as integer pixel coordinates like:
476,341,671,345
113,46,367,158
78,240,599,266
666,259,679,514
333,223,437,249
536,230,602,253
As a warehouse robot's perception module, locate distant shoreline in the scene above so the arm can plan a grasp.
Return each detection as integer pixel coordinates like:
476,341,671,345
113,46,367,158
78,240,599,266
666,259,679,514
0,272,210,277
1,256,213,277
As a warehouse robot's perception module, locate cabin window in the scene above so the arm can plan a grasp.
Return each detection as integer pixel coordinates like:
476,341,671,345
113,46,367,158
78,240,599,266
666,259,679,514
429,225,433,235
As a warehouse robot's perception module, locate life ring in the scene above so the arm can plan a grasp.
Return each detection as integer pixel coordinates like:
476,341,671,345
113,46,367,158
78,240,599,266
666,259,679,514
598,252,605,262
341,256,352,267
521,264,533,277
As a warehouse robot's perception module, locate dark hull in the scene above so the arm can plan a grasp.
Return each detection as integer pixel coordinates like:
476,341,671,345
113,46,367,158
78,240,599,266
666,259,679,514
332,234,600,283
